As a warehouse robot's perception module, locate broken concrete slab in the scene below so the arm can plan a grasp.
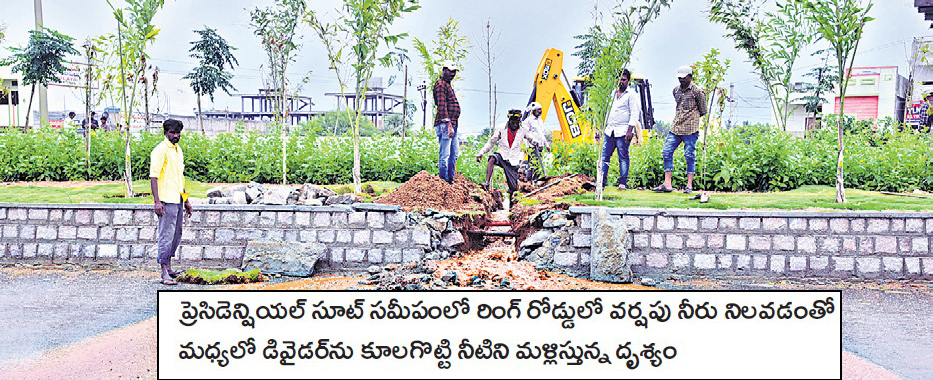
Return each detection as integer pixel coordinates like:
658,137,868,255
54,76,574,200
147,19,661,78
242,240,327,277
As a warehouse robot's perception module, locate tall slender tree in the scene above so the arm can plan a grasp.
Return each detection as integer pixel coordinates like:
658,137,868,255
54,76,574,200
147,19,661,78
412,18,470,120
0,27,78,129
805,0,874,203
474,19,502,131
183,27,239,135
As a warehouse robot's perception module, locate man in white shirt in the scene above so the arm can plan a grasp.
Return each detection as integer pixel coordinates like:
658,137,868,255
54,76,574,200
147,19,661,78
476,109,538,197
521,101,551,180
601,68,640,190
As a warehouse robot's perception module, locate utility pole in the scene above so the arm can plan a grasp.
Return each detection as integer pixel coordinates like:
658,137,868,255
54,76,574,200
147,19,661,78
417,80,427,128
34,0,48,128
402,65,407,138
728,82,735,128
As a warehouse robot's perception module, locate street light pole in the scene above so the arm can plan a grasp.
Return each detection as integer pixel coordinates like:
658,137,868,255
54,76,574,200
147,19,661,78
34,0,48,128
417,80,427,128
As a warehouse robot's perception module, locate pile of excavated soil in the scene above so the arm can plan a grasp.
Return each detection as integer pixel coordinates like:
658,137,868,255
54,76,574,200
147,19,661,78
375,171,502,213
523,173,596,200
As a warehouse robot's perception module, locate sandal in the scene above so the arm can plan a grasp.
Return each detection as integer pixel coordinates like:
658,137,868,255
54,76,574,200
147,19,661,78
160,278,178,286
617,184,627,191
651,185,673,193
684,186,694,194
168,270,183,278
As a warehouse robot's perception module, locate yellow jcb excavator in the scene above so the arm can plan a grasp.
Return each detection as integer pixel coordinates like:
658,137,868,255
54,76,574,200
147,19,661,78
526,48,655,144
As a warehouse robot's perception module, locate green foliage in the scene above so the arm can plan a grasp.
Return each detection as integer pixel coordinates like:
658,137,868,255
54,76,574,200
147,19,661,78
183,27,238,101
412,18,471,91
551,123,932,192
250,0,305,127
693,48,731,130
299,111,378,137
0,27,79,128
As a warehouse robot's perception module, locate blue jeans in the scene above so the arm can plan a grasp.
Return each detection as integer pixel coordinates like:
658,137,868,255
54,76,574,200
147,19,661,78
436,122,459,183
661,132,698,174
600,134,631,187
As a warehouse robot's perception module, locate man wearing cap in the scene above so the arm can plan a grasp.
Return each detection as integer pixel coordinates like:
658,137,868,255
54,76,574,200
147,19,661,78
601,68,640,191
433,60,461,184
654,65,706,193
918,91,933,133
476,109,539,198
521,101,550,181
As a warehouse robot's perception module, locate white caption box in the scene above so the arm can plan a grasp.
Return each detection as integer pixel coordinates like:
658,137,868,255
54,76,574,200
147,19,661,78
158,290,841,379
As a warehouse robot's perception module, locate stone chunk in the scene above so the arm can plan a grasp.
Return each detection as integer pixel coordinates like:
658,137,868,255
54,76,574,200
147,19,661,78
590,209,631,283
242,240,327,277
263,187,295,205
326,194,362,205
206,186,225,198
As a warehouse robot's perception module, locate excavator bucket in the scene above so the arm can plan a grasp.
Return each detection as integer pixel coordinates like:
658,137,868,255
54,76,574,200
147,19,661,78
527,48,592,144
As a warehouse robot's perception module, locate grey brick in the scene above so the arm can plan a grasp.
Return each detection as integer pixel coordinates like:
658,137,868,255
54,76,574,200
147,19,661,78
49,209,63,222
830,219,849,233
867,219,890,233
132,245,146,259
336,230,352,243
927,218,933,233
181,246,203,261
20,225,35,240
83,245,97,258
739,218,761,230
54,244,69,259
672,254,690,269
774,235,794,251
665,235,684,249
883,257,903,274
225,247,245,261
677,217,698,230
650,234,663,248
285,230,298,242
843,238,857,252
215,229,236,243
8,208,26,221
113,210,132,225
236,229,263,241
640,216,653,231
858,237,873,254
28,209,49,221
22,244,36,258
708,234,725,249
726,235,746,250
116,228,138,242
876,236,897,254
574,233,593,247
349,212,367,228
58,226,77,240
753,255,768,270
242,212,259,225
265,229,285,241
98,244,118,258
700,217,718,230
789,256,807,271
295,212,311,226
850,219,865,232
367,212,385,229
809,218,828,232
810,256,829,271
258,212,275,226
8,244,22,258
134,210,154,225
686,234,705,249
221,212,240,225
331,212,348,227
36,226,57,240
62,210,74,224
891,219,905,232
38,243,54,257
277,212,294,226
402,248,422,263
857,257,880,273
412,229,430,245
368,249,383,263
762,218,787,231
198,229,214,242
181,228,197,243
694,254,715,269
749,236,771,251
188,211,203,224
646,253,667,268
139,227,156,242
905,258,921,275
300,230,316,242
385,249,402,263
789,218,807,230
386,212,407,231
345,249,365,262
330,248,345,262
798,236,816,254
94,210,111,225
580,213,593,229
78,210,94,225
354,230,370,245
204,246,224,260
373,230,393,244
924,258,933,276
656,216,674,231
719,218,737,229
717,254,733,269
118,244,132,260
77,227,97,240
555,250,579,267
821,237,840,253
4,225,20,239
770,255,786,272
0,208,6,220
906,218,924,233
318,230,336,243
913,238,929,254
623,216,641,231
314,212,332,228
899,237,911,254
736,254,751,270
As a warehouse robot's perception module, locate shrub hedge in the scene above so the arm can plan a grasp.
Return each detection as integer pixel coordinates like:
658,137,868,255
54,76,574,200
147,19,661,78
0,121,929,192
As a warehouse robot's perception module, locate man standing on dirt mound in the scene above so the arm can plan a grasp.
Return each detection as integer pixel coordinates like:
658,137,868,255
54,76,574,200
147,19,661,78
150,119,193,285
476,109,539,200
434,60,461,184
654,65,706,194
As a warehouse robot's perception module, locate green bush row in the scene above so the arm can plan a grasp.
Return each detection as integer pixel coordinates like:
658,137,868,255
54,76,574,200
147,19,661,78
1,121,929,192
553,119,933,192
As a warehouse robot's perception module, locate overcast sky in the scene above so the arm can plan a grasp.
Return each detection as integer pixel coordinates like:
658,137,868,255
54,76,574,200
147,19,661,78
2,0,931,134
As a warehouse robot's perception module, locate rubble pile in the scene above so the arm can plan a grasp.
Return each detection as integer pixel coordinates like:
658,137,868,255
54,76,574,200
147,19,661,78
200,182,363,206
375,171,502,214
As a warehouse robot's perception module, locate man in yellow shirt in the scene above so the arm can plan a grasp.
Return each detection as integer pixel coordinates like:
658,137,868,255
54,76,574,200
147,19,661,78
150,119,192,285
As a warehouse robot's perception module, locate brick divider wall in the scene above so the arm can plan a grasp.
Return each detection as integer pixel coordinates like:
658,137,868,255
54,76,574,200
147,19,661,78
559,207,933,280
0,203,432,270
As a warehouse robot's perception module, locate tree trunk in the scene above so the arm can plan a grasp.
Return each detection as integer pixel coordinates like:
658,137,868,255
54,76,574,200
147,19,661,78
352,83,363,194
197,95,204,135
124,129,135,197
144,78,150,130
402,65,407,138
835,117,846,203
25,84,35,131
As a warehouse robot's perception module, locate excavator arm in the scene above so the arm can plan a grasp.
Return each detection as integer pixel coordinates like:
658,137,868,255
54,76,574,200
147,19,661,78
527,48,592,143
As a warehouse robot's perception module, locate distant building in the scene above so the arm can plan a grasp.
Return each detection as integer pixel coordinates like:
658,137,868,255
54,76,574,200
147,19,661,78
0,66,28,128
202,88,321,125
324,77,405,129
775,66,908,136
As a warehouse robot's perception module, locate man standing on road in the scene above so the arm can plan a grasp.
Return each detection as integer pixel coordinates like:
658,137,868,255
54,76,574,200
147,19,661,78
654,65,706,193
601,68,640,191
150,119,192,285
521,101,551,181
433,60,461,184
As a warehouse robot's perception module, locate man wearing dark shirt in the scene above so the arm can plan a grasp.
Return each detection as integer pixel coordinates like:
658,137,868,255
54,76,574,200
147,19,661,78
918,91,933,133
433,60,461,184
